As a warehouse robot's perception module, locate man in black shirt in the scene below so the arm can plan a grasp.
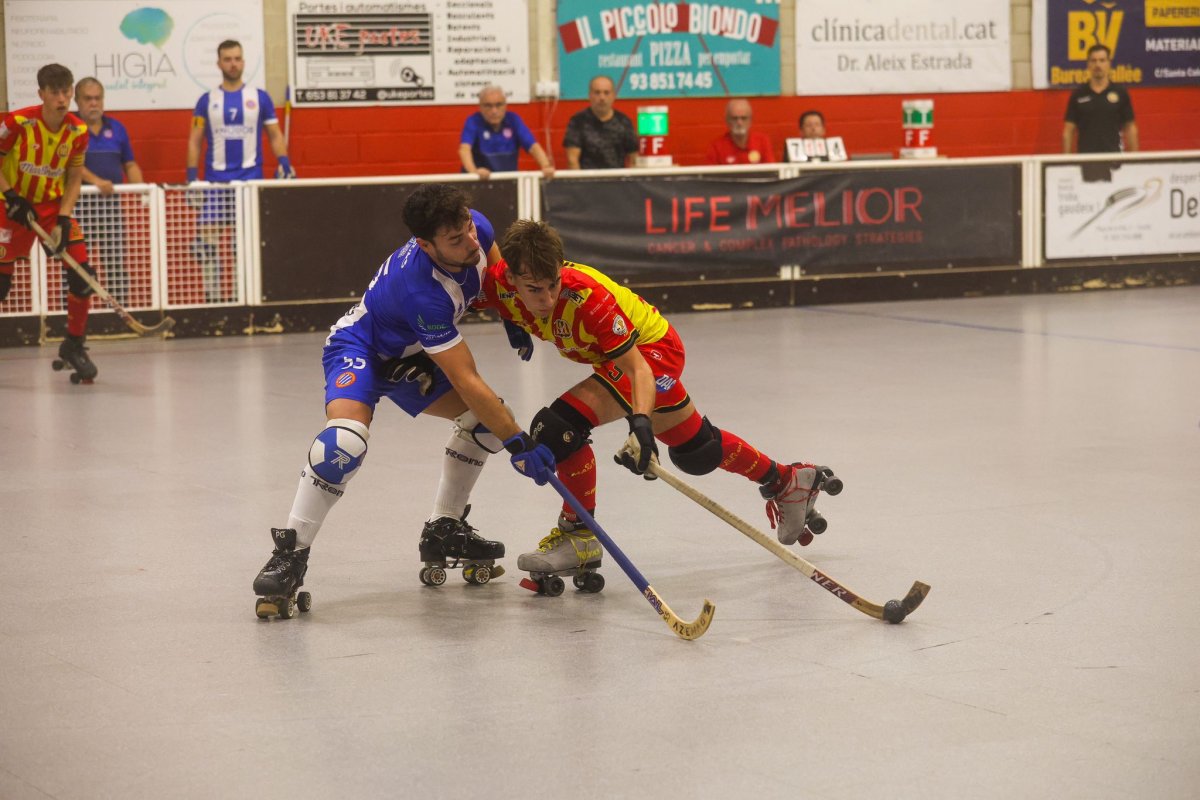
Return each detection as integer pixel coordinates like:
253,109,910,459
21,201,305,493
1063,44,1138,154
563,75,638,170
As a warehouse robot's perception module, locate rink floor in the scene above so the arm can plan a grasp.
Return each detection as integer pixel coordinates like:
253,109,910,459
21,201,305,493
2,287,1198,799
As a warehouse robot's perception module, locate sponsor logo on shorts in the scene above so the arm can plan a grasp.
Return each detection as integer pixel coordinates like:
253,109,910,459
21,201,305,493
0,228,12,243
0,245,6,258
655,375,677,392
335,371,357,388
553,319,570,337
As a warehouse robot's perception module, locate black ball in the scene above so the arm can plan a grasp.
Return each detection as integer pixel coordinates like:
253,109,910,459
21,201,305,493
882,599,905,624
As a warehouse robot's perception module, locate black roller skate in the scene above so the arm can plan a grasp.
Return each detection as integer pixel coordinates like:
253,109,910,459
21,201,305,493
517,515,605,597
52,334,98,384
418,505,505,586
253,528,312,619
760,463,843,546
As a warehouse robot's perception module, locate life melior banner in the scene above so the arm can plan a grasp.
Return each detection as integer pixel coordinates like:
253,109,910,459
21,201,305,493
3,0,266,110
543,167,1021,281
1034,0,1200,88
556,0,781,99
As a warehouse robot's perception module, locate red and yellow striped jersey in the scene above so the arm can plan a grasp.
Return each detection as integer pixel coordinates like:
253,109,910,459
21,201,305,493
0,105,88,203
478,259,671,366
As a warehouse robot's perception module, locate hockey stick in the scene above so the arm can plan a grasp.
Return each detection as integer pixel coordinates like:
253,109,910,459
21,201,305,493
546,473,716,640
31,219,175,337
642,459,930,624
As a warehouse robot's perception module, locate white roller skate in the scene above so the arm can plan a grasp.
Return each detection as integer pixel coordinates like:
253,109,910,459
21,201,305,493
760,463,843,546
517,516,605,597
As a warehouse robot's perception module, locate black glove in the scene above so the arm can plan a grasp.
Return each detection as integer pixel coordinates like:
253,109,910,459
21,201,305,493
48,214,72,254
615,413,659,479
503,319,533,361
3,189,35,229
381,350,436,396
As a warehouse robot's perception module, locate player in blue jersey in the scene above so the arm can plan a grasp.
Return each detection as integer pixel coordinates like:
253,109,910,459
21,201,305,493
252,183,556,619
185,40,295,302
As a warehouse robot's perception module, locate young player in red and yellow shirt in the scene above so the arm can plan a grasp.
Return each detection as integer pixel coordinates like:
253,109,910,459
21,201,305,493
472,219,840,582
1,64,97,381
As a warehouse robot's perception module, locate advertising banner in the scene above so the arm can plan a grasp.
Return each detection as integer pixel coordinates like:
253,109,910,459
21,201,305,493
543,167,1021,281
286,0,530,106
1044,160,1200,260
793,0,1011,95
556,0,781,99
1033,0,1200,88
4,0,266,110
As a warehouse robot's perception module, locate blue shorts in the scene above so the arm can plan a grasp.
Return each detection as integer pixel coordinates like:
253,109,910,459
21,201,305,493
322,339,454,416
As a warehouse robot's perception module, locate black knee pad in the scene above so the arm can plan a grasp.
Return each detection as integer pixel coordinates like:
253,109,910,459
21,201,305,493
668,416,724,476
530,399,593,463
0,271,12,302
64,261,96,298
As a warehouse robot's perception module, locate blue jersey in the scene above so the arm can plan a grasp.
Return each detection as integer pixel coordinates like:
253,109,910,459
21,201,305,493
460,111,537,172
327,210,495,360
83,116,136,184
193,86,277,181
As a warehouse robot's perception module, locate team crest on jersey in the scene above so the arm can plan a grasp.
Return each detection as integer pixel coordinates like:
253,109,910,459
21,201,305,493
104,129,113,138
0,245,7,258
57,144,70,158
503,128,513,138
0,229,11,243
612,317,628,336
553,319,570,338
1107,91,1118,103
335,371,357,388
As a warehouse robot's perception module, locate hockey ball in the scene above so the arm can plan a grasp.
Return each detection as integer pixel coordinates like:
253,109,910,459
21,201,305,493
882,599,905,624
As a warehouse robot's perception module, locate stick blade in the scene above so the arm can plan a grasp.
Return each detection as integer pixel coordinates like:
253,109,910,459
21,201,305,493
901,581,931,616
132,316,176,337
666,597,717,641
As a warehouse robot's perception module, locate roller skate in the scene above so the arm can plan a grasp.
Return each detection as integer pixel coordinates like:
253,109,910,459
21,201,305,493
253,528,312,619
52,334,98,384
418,505,505,586
517,515,605,597
760,462,843,546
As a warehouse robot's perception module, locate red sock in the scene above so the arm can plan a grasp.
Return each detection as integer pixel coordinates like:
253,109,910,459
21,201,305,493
659,411,774,483
555,393,600,519
66,293,90,337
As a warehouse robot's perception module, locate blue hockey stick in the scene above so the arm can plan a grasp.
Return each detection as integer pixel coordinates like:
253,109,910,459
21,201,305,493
546,473,715,640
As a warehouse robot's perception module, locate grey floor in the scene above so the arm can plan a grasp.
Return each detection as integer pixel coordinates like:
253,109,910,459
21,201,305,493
2,287,1198,800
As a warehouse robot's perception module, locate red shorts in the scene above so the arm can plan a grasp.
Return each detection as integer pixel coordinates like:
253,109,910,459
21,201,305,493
591,325,690,413
0,199,86,267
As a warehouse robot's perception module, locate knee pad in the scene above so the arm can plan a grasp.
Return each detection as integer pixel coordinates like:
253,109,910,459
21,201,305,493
0,270,12,302
530,399,593,463
453,408,503,454
668,416,724,476
308,418,370,484
64,261,96,298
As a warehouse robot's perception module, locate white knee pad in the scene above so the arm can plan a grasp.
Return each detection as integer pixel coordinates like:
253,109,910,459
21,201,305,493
454,408,503,454
308,418,370,484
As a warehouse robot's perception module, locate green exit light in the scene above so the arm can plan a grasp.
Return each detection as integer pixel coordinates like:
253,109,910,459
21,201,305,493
638,107,669,136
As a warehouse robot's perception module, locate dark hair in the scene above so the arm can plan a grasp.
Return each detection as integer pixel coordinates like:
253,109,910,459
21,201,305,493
799,109,825,128
1086,44,1111,59
402,184,473,241
218,39,242,57
75,77,103,96
37,64,75,92
500,220,564,283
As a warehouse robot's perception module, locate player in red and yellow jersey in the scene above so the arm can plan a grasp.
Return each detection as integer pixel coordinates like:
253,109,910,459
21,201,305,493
473,219,841,582
0,63,97,382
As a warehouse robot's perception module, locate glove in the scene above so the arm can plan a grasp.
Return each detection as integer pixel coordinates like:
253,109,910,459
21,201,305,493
503,432,556,486
186,167,199,183
503,319,533,361
3,188,35,229
275,157,296,179
381,350,436,396
48,215,72,254
615,413,659,479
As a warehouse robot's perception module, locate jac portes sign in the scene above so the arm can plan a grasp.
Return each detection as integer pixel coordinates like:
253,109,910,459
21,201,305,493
543,166,1021,280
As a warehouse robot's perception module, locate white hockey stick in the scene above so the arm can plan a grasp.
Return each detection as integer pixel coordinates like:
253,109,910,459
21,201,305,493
32,219,175,337
641,458,930,623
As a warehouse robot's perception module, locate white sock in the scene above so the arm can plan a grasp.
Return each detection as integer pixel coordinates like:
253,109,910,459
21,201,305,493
288,465,347,548
429,432,492,521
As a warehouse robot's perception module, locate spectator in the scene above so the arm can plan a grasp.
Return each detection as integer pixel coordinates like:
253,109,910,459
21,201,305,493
799,110,826,139
459,85,554,180
563,76,638,170
1063,44,1138,154
706,98,775,165
186,40,294,302
75,77,143,304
